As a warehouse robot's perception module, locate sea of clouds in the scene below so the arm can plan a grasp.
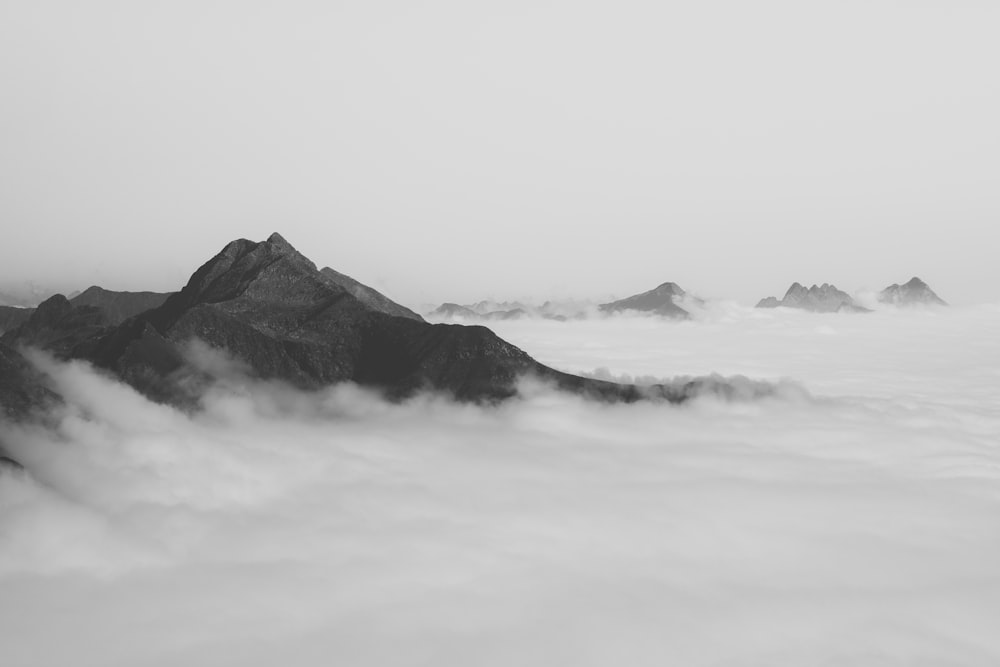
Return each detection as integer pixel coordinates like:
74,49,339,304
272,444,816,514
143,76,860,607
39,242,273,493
2,303,1000,666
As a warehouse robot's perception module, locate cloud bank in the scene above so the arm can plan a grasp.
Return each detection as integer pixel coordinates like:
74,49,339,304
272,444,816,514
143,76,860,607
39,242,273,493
2,305,1000,666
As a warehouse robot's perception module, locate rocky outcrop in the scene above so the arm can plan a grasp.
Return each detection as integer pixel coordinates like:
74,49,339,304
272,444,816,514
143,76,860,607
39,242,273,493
756,283,860,313
599,282,691,319
878,277,947,307
319,267,423,321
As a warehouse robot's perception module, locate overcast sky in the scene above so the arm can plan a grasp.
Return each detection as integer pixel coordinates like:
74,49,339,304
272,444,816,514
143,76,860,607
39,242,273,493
1,0,997,305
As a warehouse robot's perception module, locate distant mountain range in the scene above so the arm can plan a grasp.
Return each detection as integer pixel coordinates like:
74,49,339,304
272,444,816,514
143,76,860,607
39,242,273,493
430,282,697,321
432,276,949,321
756,278,947,313
756,283,867,313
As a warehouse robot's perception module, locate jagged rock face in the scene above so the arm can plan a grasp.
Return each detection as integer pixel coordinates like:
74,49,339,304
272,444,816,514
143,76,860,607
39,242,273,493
756,282,859,313
1,294,111,357
599,282,691,319
69,286,172,324
879,277,947,307
0,306,33,334
319,267,424,322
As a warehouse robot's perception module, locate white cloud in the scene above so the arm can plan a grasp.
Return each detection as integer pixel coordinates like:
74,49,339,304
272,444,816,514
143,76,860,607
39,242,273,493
2,305,1000,665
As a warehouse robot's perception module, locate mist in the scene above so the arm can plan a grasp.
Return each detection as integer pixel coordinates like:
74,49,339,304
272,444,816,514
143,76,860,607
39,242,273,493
2,305,999,665
2,1,999,305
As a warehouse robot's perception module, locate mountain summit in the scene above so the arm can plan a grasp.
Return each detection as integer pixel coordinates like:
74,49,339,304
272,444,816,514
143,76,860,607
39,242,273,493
599,282,691,319
756,282,864,313
878,277,947,307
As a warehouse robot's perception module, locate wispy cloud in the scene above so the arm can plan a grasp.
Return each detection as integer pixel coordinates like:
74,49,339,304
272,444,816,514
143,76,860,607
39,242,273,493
2,306,1000,665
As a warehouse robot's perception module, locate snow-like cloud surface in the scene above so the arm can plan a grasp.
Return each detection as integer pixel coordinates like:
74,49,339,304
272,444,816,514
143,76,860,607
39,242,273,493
2,305,1000,666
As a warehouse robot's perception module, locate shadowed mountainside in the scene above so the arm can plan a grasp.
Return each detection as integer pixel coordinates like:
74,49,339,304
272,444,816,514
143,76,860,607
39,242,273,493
879,277,947,307
599,282,691,319
0,306,33,334
319,267,424,321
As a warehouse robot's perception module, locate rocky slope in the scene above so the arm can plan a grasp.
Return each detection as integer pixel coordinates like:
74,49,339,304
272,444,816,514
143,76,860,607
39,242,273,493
319,267,423,321
878,277,947,307
599,282,691,319
0,306,33,334
756,283,865,313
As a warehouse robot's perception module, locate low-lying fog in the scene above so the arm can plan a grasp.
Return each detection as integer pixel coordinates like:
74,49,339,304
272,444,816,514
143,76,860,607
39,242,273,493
2,304,1000,666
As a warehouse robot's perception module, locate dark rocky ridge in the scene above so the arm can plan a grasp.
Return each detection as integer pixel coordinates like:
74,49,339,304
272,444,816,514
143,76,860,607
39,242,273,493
0,342,59,421
0,306,33,334
69,286,172,324
1,295,112,357
599,282,691,319
756,283,865,313
319,267,423,321
61,234,703,405
879,277,947,307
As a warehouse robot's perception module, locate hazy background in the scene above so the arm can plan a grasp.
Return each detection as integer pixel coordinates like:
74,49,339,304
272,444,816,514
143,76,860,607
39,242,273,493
1,0,998,305
2,305,999,666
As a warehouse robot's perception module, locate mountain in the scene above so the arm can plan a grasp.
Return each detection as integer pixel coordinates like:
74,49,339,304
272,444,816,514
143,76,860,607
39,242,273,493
1,294,112,357
319,267,423,321
58,233,696,405
878,277,947,307
69,286,172,324
756,283,862,313
0,306,33,334
0,342,59,420
599,282,691,319
431,303,480,319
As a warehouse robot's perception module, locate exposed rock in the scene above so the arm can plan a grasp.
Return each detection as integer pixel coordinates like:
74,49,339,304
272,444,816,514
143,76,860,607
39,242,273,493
878,277,947,307
599,282,691,319
319,267,424,322
69,286,172,324
756,282,859,313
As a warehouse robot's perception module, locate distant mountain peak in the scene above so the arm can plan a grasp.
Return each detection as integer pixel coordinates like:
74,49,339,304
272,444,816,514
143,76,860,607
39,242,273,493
599,281,691,319
266,232,296,252
653,282,685,296
879,277,946,307
760,282,860,313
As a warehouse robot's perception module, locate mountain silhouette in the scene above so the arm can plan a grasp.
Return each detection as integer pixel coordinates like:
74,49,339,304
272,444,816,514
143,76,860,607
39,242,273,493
599,282,691,319
878,277,947,307
756,282,863,313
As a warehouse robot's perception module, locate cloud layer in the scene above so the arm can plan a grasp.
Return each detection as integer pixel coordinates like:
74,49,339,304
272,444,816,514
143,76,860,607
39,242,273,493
2,305,1000,666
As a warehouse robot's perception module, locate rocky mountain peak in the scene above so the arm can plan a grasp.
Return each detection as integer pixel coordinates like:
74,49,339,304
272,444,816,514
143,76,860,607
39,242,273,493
878,277,946,307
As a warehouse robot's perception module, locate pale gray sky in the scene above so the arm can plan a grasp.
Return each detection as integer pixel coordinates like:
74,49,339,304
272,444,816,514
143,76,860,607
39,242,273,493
1,0,997,305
